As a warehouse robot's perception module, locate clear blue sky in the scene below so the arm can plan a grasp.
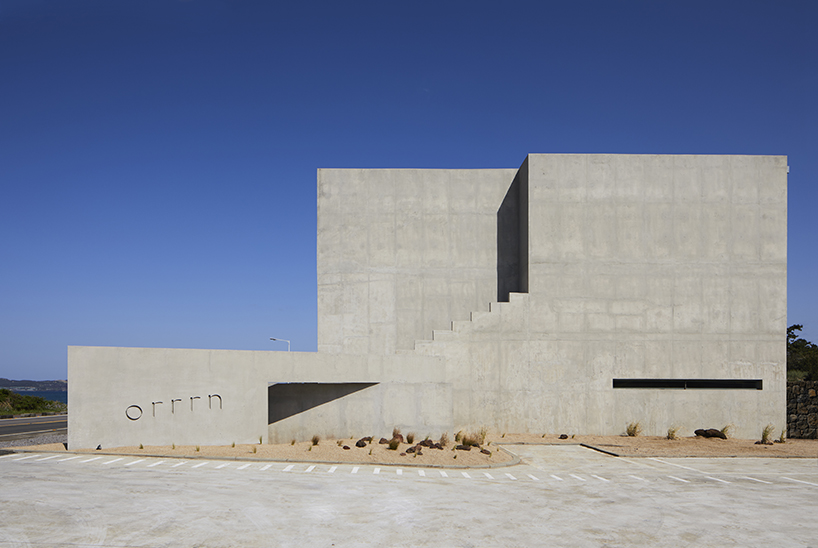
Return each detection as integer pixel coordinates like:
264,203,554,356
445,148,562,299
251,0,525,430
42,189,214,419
1,1,816,380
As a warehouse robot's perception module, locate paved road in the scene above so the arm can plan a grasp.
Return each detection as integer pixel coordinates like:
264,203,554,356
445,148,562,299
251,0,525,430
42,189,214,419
1,444,817,547
0,415,66,441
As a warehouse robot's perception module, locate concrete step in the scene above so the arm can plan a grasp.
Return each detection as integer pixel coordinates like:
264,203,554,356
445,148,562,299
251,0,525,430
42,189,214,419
469,311,491,322
451,320,472,333
432,330,457,341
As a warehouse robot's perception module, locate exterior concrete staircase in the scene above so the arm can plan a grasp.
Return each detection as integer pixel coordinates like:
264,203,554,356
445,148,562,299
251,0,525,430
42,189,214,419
406,292,529,354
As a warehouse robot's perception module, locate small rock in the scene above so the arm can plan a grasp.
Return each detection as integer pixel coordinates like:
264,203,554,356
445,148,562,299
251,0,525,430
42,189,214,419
399,452,406,456
433,443,443,450
379,438,389,444
559,434,568,440
392,434,404,443
343,445,350,450
455,444,471,451
406,446,415,453
480,448,491,455
355,439,367,448
416,450,423,456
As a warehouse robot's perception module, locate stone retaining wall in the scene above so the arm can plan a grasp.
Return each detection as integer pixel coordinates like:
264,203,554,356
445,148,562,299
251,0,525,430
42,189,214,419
787,380,818,439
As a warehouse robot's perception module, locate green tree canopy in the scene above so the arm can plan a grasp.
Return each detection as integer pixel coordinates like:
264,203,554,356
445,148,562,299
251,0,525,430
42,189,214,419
787,324,818,381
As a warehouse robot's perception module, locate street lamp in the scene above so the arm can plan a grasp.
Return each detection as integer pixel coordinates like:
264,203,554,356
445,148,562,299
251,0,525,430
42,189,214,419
269,337,290,351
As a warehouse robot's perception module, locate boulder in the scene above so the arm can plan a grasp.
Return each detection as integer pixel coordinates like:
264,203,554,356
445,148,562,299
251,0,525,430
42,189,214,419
455,444,471,451
559,434,568,440
379,438,389,444
694,428,726,439
343,445,350,450
406,446,415,453
355,439,367,448
480,448,491,455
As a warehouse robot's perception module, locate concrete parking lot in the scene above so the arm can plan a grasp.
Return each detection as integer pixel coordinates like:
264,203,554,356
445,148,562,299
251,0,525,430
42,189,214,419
1,445,817,547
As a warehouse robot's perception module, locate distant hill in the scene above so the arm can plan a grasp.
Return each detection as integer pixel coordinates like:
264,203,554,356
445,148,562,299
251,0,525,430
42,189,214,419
0,378,67,391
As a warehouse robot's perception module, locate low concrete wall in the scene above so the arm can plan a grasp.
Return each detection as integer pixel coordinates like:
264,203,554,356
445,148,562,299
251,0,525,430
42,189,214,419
68,346,448,449
787,380,818,438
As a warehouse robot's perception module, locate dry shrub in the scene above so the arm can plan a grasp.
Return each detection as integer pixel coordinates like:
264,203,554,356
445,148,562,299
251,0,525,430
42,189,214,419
626,422,642,437
406,432,415,444
388,438,400,450
666,426,679,440
311,435,320,446
439,432,449,447
761,424,775,444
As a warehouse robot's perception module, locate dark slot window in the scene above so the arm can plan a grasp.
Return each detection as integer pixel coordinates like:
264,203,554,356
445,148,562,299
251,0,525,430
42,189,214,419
612,379,762,390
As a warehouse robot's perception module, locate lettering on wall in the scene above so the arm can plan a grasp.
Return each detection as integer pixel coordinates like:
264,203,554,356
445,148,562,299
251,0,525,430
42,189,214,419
125,394,222,421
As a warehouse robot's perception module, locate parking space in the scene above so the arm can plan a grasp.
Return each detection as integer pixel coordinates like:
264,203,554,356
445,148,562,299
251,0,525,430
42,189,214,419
1,445,817,547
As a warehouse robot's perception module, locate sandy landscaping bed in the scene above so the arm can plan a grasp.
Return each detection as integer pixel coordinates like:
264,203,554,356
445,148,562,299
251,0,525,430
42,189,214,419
15,437,514,467
14,434,818,463
497,433,818,458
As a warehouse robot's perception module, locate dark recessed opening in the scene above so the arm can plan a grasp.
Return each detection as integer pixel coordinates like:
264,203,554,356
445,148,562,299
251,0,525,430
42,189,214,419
613,379,762,390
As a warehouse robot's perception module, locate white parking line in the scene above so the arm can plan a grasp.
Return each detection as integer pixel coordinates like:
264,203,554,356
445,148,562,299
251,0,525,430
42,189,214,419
124,459,145,467
629,475,647,482
569,474,585,481
550,474,562,481
35,455,61,462
0,454,15,459
395,469,402,475
283,465,294,472
216,463,230,469
328,466,337,474
461,471,471,478
418,470,426,477
260,464,272,471
237,464,251,470
483,472,494,479
80,457,102,463
783,477,818,487
103,458,124,465
171,462,186,467
439,471,448,477
505,473,517,480
192,462,208,468
58,456,80,462
527,474,539,481
668,475,689,483
373,468,380,475
351,467,359,474
705,476,730,484
147,461,165,468
742,476,771,484
305,465,315,473
651,458,702,472
591,475,609,482
13,454,41,461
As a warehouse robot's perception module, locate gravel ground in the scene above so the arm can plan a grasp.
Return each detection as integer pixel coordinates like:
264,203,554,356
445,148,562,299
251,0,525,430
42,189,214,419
0,432,67,449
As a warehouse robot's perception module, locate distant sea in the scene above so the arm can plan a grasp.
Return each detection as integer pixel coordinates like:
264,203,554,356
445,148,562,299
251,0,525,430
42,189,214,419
8,390,67,404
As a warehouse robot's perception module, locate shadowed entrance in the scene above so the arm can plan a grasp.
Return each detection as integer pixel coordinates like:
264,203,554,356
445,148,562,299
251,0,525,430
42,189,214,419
267,382,378,424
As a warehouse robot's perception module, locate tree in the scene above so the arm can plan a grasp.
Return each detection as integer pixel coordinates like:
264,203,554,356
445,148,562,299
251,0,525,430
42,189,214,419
787,324,818,381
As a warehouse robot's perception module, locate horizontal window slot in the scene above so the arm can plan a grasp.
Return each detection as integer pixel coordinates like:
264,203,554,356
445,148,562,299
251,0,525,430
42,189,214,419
612,379,762,390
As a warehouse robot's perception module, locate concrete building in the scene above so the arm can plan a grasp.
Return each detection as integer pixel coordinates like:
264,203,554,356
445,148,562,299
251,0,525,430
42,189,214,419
69,154,788,448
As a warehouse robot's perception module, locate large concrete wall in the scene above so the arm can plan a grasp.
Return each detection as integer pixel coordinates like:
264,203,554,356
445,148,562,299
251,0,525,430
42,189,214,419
68,346,448,449
416,154,787,439
317,168,517,355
